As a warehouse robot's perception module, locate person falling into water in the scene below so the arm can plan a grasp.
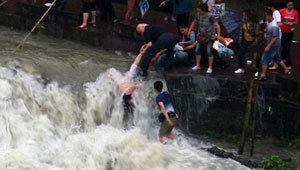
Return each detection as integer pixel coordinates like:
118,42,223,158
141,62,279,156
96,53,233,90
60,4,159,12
154,81,178,144
109,53,143,113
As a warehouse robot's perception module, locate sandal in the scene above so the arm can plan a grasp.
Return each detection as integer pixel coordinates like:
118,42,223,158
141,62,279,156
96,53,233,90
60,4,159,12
284,69,292,75
88,21,96,27
76,25,88,30
255,76,267,81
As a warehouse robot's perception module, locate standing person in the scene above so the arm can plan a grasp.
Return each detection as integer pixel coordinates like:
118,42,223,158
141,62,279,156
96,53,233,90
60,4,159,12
234,9,257,74
258,9,290,80
97,0,118,23
280,0,298,71
125,0,140,21
159,0,193,35
154,81,178,144
267,2,282,70
77,0,97,29
188,4,221,74
136,24,177,76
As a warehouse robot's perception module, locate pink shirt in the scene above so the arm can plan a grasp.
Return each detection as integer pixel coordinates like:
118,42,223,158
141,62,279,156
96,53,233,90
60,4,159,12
280,8,299,32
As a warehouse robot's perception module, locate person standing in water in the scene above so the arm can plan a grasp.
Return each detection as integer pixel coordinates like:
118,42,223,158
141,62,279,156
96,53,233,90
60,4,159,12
154,81,178,144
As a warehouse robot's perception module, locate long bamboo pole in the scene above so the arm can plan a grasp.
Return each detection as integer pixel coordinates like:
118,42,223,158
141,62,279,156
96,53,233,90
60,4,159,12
238,70,255,155
0,0,7,7
250,79,259,157
13,0,57,53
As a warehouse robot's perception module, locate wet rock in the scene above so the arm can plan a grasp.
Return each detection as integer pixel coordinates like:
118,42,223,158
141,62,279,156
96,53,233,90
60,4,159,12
207,146,263,169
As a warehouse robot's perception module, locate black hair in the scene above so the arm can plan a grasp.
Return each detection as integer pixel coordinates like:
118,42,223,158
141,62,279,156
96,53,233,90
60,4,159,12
154,81,163,92
197,4,209,12
265,9,273,17
242,9,251,18
179,24,188,29
286,0,294,4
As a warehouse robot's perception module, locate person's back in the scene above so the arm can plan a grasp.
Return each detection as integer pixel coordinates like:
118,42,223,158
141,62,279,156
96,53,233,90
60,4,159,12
143,25,169,44
154,81,178,144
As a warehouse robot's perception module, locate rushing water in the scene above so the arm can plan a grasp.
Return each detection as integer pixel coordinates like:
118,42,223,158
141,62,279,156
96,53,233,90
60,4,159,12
0,26,250,170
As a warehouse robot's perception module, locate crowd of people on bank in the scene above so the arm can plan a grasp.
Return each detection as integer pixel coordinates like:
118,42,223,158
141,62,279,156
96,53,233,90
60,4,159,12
44,0,298,143
48,0,297,78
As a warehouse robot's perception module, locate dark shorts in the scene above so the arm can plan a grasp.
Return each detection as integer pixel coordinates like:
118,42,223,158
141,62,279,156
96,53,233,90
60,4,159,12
159,114,177,137
123,94,134,113
82,1,96,13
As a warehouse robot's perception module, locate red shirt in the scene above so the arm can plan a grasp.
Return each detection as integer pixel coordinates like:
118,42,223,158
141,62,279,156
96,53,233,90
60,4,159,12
280,8,299,32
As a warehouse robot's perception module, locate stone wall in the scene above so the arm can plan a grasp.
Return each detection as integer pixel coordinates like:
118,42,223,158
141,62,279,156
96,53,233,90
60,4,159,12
165,73,300,138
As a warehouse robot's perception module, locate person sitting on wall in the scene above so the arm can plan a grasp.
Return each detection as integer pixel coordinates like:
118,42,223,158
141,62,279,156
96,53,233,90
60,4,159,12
136,24,177,76
76,0,97,30
178,24,197,62
154,81,178,144
150,25,197,69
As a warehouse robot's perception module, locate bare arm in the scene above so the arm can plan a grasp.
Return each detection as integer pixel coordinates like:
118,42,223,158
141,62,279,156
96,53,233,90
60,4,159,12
184,42,197,50
150,49,167,66
140,42,152,54
265,36,278,52
158,102,174,126
188,20,197,35
214,21,221,40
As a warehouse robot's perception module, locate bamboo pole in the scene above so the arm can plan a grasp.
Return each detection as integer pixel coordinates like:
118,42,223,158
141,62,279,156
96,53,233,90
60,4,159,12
0,0,7,7
238,69,255,155
13,0,57,53
250,45,259,156
250,79,259,157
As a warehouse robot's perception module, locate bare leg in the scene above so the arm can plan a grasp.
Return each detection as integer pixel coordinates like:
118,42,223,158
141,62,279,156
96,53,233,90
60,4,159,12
159,137,165,144
80,13,89,27
91,11,96,23
278,61,290,74
208,56,214,70
195,55,201,68
261,64,268,78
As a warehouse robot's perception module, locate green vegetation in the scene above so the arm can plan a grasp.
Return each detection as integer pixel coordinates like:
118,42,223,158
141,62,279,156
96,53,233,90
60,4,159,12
279,138,300,150
291,139,300,150
261,155,290,170
205,130,240,144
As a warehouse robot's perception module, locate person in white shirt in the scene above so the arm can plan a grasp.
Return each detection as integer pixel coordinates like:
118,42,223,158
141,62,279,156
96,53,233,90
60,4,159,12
267,2,283,70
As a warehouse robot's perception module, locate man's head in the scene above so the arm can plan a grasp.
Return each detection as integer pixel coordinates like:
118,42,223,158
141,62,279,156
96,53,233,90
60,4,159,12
197,4,209,16
154,81,163,93
179,24,189,36
136,23,148,35
265,9,273,22
286,0,294,10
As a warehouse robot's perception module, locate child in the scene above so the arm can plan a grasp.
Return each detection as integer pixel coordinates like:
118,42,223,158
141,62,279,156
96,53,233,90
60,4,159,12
154,81,178,144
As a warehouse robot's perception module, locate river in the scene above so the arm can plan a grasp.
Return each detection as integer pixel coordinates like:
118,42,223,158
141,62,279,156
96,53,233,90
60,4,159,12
0,26,250,170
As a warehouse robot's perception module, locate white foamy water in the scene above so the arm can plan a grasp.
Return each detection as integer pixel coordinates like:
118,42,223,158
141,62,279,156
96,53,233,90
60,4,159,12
0,66,250,170
0,26,251,170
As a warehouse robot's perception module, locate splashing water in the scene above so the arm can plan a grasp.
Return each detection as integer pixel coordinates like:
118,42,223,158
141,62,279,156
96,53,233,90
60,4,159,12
0,27,250,170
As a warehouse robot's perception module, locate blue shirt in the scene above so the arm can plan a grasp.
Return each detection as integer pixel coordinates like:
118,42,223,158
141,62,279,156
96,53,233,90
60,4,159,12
156,92,175,113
